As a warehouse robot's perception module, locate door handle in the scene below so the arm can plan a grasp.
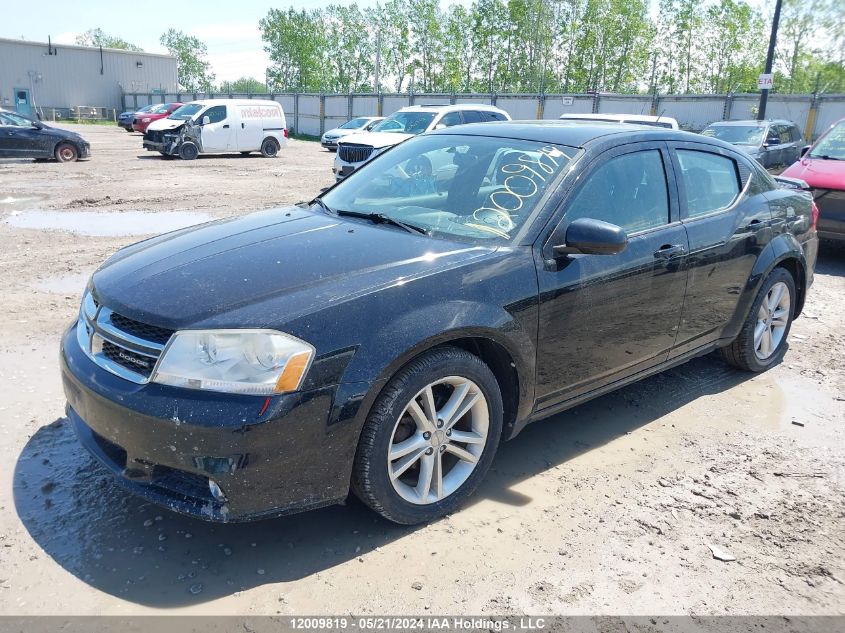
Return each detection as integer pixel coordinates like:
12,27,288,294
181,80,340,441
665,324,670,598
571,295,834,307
745,218,766,232
241,122,245,129
222,124,230,129
653,244,686,260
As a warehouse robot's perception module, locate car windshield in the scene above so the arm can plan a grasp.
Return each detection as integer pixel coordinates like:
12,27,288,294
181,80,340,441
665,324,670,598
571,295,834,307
371,112,436,135
701,125,765,146
135,105,154,114
149,103,171,114
0,111,34,126
168,103,203,120
340,118,369,129
321,134,579,242
808,121,845,160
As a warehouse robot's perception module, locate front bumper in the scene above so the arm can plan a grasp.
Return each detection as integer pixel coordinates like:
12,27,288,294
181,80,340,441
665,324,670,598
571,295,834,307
321,138,339,149
60,323,353,522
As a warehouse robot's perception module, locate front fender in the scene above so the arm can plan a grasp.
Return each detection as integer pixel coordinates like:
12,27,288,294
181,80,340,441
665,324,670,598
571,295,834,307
340,300,536,420
721,233,808,342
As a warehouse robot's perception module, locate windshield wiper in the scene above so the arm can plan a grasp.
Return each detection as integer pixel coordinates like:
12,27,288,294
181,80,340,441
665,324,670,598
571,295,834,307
336,209,429,235
809,154,843,161
309,197,336,215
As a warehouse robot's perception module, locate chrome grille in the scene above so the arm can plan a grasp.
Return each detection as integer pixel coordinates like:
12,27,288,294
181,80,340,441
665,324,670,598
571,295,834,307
338,143,374,163
77,292,173,383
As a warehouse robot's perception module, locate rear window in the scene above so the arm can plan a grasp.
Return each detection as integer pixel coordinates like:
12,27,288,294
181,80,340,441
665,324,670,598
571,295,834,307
462,111,483,124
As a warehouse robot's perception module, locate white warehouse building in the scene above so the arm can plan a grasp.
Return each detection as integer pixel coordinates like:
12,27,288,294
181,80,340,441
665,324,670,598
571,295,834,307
0,37,178,117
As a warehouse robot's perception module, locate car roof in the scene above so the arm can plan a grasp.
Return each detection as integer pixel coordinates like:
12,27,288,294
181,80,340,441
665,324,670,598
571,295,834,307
560,113,678,123
428,119,722,149
707,119,794,127
185,99,282,107
398,103,506,113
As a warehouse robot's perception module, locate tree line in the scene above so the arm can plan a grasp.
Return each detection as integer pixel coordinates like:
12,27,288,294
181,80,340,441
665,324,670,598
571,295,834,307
74,0,845,95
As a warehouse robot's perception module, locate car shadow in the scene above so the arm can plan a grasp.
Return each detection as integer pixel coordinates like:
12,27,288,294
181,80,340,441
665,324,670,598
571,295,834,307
816,241,845,276
14,354,751,607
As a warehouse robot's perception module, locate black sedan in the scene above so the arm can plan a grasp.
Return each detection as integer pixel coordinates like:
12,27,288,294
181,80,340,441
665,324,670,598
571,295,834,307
61,122,817,525
0,110,90,162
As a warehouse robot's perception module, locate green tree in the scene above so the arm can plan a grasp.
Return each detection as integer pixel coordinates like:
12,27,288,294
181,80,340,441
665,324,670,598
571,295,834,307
260,8,327,91
373,0,412,92
75,28,142,51
218,77,268,93
325,3,374,92
159,29,215,92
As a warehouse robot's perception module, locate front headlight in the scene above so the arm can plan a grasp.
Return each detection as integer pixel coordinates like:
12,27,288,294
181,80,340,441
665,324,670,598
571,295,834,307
142,117,151,123
152,329,314,395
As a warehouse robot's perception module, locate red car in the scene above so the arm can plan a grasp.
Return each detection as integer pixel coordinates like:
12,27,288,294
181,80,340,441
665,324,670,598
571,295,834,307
781,117,845,243
132,102,183,134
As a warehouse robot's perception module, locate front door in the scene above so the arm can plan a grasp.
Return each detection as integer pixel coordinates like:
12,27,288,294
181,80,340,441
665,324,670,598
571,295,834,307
14,88,32,117
534,142,689,411
0,110,48,158
198,105,232,152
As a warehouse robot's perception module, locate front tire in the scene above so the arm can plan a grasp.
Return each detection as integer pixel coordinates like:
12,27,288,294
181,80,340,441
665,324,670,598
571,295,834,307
352,346,503,525
179,142,199,160
720,267,795,372
54,143,78,162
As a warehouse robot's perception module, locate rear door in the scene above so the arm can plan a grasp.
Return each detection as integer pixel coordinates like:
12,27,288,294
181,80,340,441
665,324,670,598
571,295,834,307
533,142,689,410
667,141,772,356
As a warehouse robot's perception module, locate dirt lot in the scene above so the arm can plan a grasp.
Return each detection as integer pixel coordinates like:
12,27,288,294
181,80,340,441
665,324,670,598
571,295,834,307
0,124,843,616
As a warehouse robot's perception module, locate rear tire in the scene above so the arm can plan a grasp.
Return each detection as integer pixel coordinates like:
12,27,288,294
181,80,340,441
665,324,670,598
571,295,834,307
260,137,279,158
54,143,78,163
179,142,199,160
720,267,795,372
351,346,503,525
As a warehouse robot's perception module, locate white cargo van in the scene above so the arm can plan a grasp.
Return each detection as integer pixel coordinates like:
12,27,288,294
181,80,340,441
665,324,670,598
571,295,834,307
143,99,287,159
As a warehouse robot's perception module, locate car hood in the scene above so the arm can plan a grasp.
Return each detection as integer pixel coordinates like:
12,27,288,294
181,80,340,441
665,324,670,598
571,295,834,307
323,128,358,138
91,207,493,329
146,118,186,132
338,131,414,149
781,158,845,190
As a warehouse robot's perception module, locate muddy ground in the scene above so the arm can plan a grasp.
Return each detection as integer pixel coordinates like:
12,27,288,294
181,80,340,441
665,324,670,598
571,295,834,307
0,124,843,616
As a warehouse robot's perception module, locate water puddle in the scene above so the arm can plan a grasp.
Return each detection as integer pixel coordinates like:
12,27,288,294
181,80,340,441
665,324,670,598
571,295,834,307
3,210,214,237
0,192,49,210
30,272,92,295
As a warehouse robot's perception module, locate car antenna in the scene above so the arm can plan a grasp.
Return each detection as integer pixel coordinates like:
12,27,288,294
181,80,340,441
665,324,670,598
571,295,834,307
655,109,666,124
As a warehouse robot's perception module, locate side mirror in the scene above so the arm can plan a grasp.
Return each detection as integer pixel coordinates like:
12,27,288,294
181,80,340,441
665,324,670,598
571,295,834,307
800,145,811,157
553,218,628,256
31,121,44,129
201,115,211,126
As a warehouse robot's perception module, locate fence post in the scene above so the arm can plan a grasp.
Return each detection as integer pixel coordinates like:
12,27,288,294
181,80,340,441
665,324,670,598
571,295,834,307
804,93,820,141
348,93,354,120
536,93,546,120
592,92,600,114
490,92,497,107
650,93,660,116
723,93,734,121
133,94,138,110
294,93,300,134
377,92,383,117
319,94,326,135
408,90,415,106
450,91,456,105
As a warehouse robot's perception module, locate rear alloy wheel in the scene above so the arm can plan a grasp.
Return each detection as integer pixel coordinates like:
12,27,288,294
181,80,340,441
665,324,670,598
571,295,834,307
179,142,199,160
54,143,78,163
352,347,503,524
260,138,279,158
720,267,796,372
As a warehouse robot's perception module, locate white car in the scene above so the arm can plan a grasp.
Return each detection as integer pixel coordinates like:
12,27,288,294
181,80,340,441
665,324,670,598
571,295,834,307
143,99,287,159
559,113,680,130
333,104,511,181
321,117,384,151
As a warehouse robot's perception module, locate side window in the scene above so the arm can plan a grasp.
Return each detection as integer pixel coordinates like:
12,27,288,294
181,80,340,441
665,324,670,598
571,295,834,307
676,150,740,218
485,111,507,122
790,125,802,142
461,110,483,124
0,112,30,127
438,112,463,128
776,125,791,144
204,106,227,124
565,150,670,234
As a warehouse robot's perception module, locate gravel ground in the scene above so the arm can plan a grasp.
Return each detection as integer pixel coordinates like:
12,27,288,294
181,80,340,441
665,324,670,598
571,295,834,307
0,124,843,616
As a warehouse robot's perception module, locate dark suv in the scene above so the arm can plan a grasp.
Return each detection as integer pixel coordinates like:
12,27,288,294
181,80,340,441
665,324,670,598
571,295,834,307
61,122,818,525
701,119,804,170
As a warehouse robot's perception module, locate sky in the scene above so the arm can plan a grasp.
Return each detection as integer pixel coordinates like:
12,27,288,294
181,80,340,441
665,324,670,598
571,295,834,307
2,0,770,84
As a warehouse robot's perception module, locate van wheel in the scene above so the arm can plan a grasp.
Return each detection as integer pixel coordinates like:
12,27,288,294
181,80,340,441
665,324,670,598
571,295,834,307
55,143,79,163
720,267,795,372
351,346,503,525
179,142,199,160
260,138,279,158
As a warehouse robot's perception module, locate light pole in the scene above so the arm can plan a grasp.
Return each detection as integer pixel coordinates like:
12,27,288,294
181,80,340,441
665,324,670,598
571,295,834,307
758,0,783,121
